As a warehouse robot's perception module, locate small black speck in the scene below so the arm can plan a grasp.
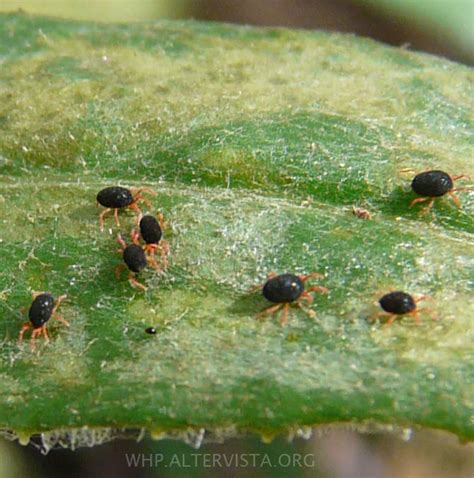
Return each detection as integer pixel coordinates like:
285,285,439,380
145,327,157,335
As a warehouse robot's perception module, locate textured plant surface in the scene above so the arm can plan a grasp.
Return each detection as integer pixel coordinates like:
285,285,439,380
0,13,472,447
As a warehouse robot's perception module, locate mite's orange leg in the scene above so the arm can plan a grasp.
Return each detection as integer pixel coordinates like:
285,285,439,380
420,200,436,213
248,283,263,294
130,229,141,245
18,323,31,345
140,197,153,209
132,187,157,197
117,233,127,250
409,197,430,207
299,272,324,282
299,291,314,304
157,240,170,269
382,314,399,327
42,326,50,342
52,294,67,315
30,326,48,351
449,187,474,209
449,191,462,208
146,253,161,271
410,196,435,212
368,311,391,323
157,213,167,230
99,208,112,231
279,303,290,326
451,175,471,181
128,202,143,219
128,273,147,291
414,307,437,321
256,303,282,319
305,285,330,295
131,188,157,210
408,310,422,325
295,301,316,318
414,295,429,304
54,314,70,327
143,241,170,271
113,208,121,227
266,272,278,280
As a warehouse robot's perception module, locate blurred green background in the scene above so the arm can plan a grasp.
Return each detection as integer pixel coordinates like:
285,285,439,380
0,1,473,477
1,0,473,63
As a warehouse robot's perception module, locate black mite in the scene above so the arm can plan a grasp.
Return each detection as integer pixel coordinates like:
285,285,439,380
379,291,416,315
96,186,156,231
140,215,163,244
263,274,305,303
19,293,68,350
136,214,170,271
371,291,427,326
145,327,157,335
408,170,472,212
116,233,148,290
250,272,329,325
123,244,148,273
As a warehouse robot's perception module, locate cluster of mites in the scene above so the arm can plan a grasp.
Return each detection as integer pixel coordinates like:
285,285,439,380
21,169,472,350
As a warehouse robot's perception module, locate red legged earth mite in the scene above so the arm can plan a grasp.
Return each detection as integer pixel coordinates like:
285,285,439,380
116,233,148,290
137,213,170,271
19,292,68,351
96,186,157,231
251,272,329,325
405,170,472,213
371,291,428,326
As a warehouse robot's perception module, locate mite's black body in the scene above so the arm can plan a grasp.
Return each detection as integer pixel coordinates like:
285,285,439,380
145,327,157,335
19,292,68,350
262,274,305,303
97,186,156,230
411,170,453,197
97,186,133,208
116,233,149,290
407,169,472,212
28,293,54,328
379,291,416,315
252,272,328,325
140,215,163,244
123,244,148,273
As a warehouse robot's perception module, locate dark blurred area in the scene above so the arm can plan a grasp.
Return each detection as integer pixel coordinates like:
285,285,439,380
2,428,474,478
193,0,474,65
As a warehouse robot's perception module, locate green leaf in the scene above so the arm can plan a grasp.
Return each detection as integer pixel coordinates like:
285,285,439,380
0,13,472,447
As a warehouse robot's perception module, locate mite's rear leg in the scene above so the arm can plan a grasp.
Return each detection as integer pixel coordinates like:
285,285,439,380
279,303,290,326
18,323,31,345
368,311,392,323
128,273,147,291
256,303,282,319
305,285,330,295
295,301,316,318
410,197,435,213
99,208,112,231
30,326,48,351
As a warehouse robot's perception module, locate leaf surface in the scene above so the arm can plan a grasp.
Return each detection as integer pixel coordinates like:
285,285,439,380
0,13,472,443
